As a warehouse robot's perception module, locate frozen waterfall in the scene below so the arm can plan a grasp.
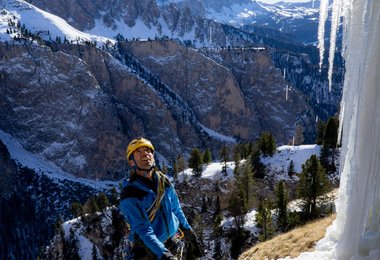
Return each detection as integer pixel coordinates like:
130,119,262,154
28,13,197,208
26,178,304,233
292,0,380,259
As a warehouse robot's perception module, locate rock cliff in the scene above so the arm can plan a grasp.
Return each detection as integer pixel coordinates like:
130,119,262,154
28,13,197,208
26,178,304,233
0,40,310,179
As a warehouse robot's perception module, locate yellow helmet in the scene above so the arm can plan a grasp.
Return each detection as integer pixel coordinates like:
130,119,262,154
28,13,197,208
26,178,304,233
126,137,155,160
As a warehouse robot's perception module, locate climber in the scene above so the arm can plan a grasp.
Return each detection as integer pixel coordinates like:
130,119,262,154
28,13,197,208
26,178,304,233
119,137,204,260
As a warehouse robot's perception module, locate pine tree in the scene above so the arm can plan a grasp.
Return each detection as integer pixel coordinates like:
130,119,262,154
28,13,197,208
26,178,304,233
251,147,266,179
70,201,83,217
109,187,119,206
319,144,330,171
212,196,223,259
257,132,276,156
316,121,326,145
202,149,212,165
240,157,255,209
220,145,228,175
96,192,109,212
188,148,203,177
233,143,245,160
213,195,222,231
256,199,274,242
175,154,186,173
83,197,100,215
322,116,339,174
228,157,255,231
324,117,338,149
227,190,245,232
287,160,295,178
298,155,329,220
275,181,288,231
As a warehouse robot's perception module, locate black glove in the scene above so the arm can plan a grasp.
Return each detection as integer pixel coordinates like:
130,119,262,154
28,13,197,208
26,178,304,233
160,251,177,260
183,228,204,257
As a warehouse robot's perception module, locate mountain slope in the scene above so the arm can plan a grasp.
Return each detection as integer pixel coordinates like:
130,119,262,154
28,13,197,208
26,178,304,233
238,214,335,259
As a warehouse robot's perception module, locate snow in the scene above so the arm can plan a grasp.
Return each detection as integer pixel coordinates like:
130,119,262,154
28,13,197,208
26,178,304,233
63,218,100,260
243,209,260,235
206,1,318,27
199,124,236,143
0,0,114,46
262,144,320,180
178,144,320,183
178,161,235,182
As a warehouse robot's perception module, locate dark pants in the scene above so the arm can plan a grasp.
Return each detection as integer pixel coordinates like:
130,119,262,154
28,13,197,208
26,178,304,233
127,236,184,260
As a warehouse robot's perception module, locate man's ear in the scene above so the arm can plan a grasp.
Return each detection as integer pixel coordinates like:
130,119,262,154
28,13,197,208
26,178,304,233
128,159,135,167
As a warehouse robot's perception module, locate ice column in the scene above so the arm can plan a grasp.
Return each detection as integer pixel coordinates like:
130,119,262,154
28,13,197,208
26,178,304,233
335,0,380,258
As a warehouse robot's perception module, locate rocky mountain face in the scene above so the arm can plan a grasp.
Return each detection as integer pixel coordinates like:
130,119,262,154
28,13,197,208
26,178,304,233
0,39,309,179
124,39,310,142
199,47,311,141
0,43,128,179
20,0,342,122
122,40,259,140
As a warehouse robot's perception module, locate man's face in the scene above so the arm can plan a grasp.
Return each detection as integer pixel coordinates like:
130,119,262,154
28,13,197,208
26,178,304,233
130,146,155,170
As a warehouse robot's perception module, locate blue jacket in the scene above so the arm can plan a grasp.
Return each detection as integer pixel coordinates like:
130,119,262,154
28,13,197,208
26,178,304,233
119,171,191,258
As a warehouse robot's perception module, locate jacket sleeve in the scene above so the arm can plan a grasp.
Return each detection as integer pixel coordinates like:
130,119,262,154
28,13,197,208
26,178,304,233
168,186,191,230
119,198,168,258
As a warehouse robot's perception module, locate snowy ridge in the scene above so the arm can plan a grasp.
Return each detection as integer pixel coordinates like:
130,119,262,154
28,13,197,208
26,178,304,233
262,144,320,175
0,130,118,191
179,144,321,182
205,0,319,26
199,124,236,143
0,0,114,45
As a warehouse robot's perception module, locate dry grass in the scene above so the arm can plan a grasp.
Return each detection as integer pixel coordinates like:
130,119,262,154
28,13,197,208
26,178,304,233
238,214,336,260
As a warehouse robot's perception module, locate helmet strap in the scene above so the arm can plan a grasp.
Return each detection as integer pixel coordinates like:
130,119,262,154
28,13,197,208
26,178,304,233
130,155,155,177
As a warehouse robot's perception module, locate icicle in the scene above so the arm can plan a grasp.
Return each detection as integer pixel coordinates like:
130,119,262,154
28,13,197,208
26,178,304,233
209,27,212,45
285,85,288,101
283,68,286,79
292,136,295,146
316,115,319,123
317,0,329,70
327,0,343,91
340,0,353,58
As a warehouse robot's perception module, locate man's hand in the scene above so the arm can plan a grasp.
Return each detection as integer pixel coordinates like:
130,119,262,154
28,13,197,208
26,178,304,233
161,251,177,260
183,228,204,257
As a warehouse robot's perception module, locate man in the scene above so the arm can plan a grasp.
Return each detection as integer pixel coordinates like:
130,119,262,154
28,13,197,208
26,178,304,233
119,137,203,259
